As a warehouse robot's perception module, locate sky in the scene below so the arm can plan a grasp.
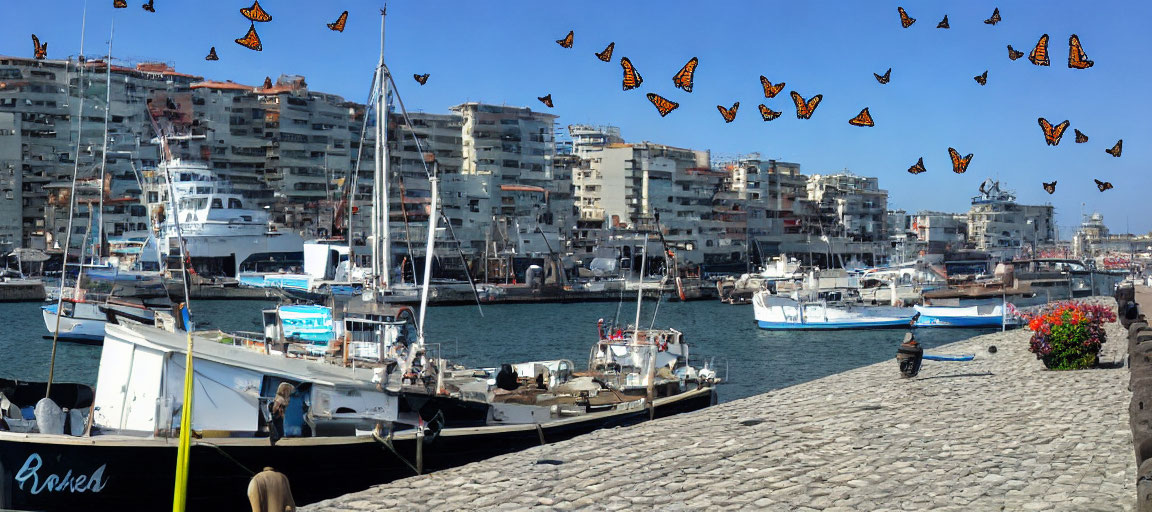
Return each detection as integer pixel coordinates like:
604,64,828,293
2,0,1149,236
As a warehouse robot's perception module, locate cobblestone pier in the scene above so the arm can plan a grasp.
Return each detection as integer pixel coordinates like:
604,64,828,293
306,301,1135,511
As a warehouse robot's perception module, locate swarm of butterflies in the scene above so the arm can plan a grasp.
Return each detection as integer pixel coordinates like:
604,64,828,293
543,7,1123,196
29,5,1122,195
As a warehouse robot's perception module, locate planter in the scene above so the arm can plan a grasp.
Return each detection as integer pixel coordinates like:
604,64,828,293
1025,302,1116,371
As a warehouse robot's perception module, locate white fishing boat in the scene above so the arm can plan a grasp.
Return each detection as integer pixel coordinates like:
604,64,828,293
753,290,916,330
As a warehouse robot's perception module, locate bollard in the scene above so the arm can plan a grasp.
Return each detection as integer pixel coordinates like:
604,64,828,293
1138,457,1152,511
1132,325,1152,354
1132,389,1152,466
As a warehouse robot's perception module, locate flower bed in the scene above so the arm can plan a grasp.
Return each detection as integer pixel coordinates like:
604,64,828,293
1023,301,1117,370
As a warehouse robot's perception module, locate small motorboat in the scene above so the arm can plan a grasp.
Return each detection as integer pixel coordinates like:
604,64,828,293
753,290,916,330
914,302,1020,328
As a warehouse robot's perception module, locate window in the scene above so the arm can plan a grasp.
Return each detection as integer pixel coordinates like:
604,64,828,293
211,198,223,209
228,198,243,209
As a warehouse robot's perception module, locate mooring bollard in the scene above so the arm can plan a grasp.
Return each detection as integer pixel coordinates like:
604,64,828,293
896,333,923,378
1132,389,1152,466
1137,457,1152,512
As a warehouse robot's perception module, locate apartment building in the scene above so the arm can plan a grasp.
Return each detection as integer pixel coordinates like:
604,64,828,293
966,179,1055,257
805,172,888,241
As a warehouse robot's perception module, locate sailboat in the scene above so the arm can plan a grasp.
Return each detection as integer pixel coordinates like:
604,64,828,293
1,12,717,511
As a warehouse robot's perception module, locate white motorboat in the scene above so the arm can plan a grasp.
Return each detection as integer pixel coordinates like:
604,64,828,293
753,290,916,330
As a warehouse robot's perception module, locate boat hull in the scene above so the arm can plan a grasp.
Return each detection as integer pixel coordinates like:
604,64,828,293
753,292,915,330
756,318,916,330
41,303,106,344
914,305,1011,328
0,387,714,511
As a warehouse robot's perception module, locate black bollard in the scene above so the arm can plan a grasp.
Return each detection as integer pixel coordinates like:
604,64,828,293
896,333,924,378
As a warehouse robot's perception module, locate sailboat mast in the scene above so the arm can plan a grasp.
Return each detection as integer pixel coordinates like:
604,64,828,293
97,21,114,263
46,4,89,398
374,9,391,290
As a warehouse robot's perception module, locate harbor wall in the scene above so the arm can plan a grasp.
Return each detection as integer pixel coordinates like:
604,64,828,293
304,296,1134,511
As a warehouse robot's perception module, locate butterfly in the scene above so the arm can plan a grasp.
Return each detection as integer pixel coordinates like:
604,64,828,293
620,57,643,91
790,91,822,119
141,0,154,12
983,8,1001,25
908,157,927,175
758,104,781,121
537,94,553,108
1095,179,1113,192
413,73,429,85
673,57,698,93
235,24,263,51
113,0,126,7
760,76,785,98
948,147,972,174
1029,34,1050,66
595,42,614,62
1007,45,1025,61
848,107,874,127
646,93,679,117
1042,181,1056,194
897,7,915,28
328,11,348,32
1037,118,1070,146
1106,139,1122,157
205,47,219,61
717,102,739,123
31,34,46,60
1068,34,1093,69
937,15,949,29
240,0,272,23
1074,129,1088,143
973,70,988,85
874,68,891,85
556,30,573,48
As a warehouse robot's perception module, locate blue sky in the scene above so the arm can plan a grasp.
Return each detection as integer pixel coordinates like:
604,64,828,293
3,0,1149,235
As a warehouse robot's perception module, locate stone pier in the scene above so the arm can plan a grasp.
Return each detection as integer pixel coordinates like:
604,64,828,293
305,299,1135,511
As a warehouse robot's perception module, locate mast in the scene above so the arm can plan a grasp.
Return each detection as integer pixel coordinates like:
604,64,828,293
96,21,113,264
633,234,647,339
417,163,439,343
46,3,89,398
373,9,391,290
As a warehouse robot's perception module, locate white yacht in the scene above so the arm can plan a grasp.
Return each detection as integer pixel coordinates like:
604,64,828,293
148,160,304,277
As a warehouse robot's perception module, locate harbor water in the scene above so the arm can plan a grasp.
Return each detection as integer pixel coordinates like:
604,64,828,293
0,299,993,403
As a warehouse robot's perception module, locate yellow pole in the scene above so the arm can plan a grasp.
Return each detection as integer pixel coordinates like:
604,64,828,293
172,314,194,511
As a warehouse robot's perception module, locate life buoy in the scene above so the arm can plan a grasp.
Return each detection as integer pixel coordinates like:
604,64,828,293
675,276,686,301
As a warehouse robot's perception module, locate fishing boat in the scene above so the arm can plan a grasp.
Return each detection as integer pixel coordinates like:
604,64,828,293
752,290,917,330
914,301,1020,328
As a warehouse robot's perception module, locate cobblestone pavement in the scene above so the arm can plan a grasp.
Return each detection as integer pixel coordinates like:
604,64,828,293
305,300,1135,511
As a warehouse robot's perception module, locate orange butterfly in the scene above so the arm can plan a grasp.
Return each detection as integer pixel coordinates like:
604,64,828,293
1095,179,1113,192
205,47,219,61
717,102,739,123
758,104,781,121
908,158,926,175
874,68,891,84
674,57,698,93
413,73,429,85
1042,181,1056,194
328,11,348,32
937,15,949,29
1074,129,1088,143
848,108,874,127
983,8,1001,25
1106,139,1122,157
760,76,785,98
235,24,263,51
973,70,987,85
1068,34,1093,69
141,0,154,12
620,57,643,91
240,0,272,22
647,93,678,117
898,7,915,28
1007,45,1024,61
1037,118,1069,146
31,34,46,60
595,42,614,62
1029,34,1049,66
113,0,126,7
538,94,553,108
790,91,822,119
948,147,972,174
556,30,573,48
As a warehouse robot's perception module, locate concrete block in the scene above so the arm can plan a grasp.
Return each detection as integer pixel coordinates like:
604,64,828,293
1137,458,1152,512
1133,395,1152,465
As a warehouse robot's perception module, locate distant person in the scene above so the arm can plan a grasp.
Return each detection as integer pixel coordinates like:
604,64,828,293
269,382,294,443
247,466,296,512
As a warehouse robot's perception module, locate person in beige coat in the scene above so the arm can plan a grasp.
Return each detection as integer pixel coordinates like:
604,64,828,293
247,466,296,512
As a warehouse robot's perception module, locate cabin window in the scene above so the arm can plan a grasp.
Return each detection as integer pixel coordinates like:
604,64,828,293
211,198,223,209
228,198,243,209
